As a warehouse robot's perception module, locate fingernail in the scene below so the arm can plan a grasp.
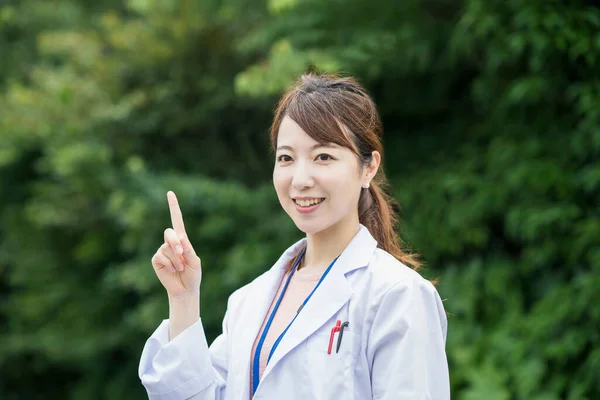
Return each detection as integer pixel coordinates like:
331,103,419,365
169,265,176,273
176,245,183,255
177,264,184,272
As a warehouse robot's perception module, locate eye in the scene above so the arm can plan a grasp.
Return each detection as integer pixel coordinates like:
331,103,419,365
316,153,334,162
277,154,292,163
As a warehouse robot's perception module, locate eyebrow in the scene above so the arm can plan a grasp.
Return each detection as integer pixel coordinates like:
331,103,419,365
276,143,340,152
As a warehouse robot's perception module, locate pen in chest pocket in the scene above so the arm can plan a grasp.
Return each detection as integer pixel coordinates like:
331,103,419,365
327,320,349,354
336,321,349,353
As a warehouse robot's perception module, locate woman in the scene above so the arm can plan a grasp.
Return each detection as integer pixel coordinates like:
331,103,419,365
139,74,450,399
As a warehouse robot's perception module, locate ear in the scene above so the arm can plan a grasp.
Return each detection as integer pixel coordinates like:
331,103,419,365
363,151,381,186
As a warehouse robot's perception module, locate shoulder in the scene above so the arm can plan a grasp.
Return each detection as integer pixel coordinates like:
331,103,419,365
362,248,437,296
226,282,251,311
224,270,268,312
344,248,449,343
350,248,445,322
225,237,306,311
363,248,447,334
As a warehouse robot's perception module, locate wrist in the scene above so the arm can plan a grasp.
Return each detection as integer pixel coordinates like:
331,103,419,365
168,290,200,303
167,292,200,340
168,291,200,315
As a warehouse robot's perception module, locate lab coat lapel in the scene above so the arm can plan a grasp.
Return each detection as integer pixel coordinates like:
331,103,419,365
232,237,307,400
260,225,378,382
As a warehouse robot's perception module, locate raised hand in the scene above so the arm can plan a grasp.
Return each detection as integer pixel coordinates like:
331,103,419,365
151,191,202,297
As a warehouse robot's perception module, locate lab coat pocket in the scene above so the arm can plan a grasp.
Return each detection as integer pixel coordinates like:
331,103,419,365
304,328,358,399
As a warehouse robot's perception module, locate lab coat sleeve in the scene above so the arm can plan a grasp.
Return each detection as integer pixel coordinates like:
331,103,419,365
138,311,229,400
367,276,450,400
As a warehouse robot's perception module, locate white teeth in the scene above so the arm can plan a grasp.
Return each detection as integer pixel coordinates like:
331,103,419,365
296,198,323,207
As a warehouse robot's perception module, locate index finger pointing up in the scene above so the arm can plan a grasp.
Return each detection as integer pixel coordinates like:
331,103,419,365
167,191,187,236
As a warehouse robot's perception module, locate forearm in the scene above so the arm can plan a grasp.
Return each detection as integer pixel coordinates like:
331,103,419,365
168,291,200,340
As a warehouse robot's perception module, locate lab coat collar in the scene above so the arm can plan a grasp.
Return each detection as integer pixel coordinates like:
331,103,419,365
273,223,378,276
257,224,378,390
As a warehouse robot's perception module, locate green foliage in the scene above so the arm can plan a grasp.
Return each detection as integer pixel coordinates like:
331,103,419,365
1,0,598,398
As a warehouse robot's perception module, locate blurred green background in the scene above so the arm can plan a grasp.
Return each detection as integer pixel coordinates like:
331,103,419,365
1,0,599,398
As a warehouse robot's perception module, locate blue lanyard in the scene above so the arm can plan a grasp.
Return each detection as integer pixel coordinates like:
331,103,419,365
251,247,339,395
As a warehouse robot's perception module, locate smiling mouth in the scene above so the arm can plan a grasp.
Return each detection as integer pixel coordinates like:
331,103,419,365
294,198,325,207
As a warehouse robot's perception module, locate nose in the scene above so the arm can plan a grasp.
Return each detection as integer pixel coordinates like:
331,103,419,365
291,162,314,191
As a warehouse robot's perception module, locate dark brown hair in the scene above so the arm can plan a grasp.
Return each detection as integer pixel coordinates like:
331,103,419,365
270,73,421,271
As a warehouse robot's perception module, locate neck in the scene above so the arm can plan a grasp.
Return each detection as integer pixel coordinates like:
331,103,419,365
301,215,360,272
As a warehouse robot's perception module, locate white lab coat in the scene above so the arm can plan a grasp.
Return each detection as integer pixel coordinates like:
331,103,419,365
139,225,450,399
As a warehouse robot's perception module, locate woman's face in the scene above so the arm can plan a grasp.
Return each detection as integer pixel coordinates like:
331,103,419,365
273,115,373,235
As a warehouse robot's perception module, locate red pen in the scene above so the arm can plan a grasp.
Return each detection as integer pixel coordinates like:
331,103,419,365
328,320,341,354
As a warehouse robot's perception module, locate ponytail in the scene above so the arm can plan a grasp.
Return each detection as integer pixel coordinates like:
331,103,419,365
359,174,421,271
